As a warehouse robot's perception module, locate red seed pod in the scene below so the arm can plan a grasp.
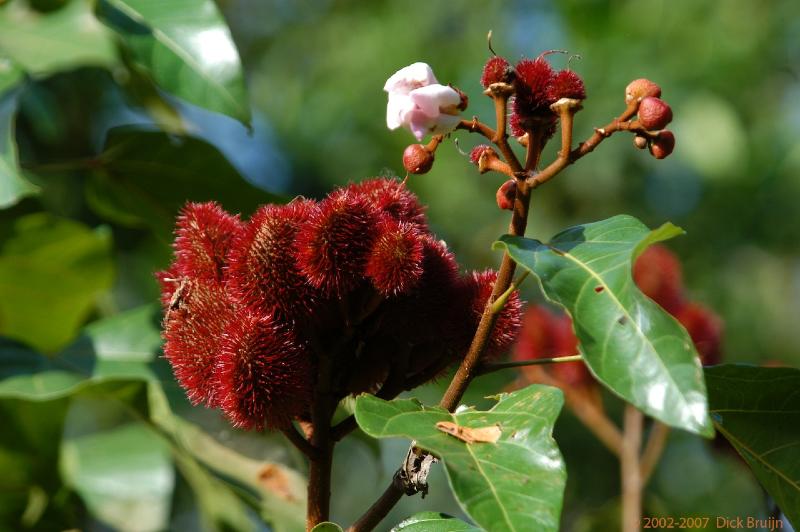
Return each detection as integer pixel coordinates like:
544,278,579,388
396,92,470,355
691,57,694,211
649,130,676,159
216,310,313,430
675,303,723,366
546,69,586,102
514,57,555,110
365,218,425,296
162,281,235,407
625,78,662,104
227,199,320,322
633,244,685,314
496,179,516,211
155,266,180,310
173,202,242,283
402,144,434,175
509,109,526,137
465,270,522,358
469,144,493,165
481,56,511,88
638,97,673,130
347,178,427,230
295,188,381,296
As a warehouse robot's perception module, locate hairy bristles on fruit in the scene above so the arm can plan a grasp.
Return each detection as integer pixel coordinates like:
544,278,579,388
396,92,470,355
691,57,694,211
216,310,313,430
227,199,320,322
173,202,242,283
162,281,235,407
365,218,425,296
547,69,586,101
481,56,511,88
347,178,427,230
296,188,381,296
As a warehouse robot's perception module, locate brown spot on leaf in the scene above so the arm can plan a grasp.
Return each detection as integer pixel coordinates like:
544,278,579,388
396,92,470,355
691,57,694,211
435,421,502,443
594,285,604,293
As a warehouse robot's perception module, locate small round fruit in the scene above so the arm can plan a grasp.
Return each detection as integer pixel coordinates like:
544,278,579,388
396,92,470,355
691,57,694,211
638,97,673,130
649,130,675,159
625,78,661,104
496,179,516,211
402,144,434,174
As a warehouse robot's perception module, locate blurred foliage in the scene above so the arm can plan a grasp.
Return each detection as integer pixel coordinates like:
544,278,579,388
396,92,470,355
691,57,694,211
0,0,799,530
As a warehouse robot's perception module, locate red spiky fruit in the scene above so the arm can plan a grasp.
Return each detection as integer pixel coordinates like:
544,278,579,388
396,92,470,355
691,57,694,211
514,57,555,110
227,199,320,322
365,218,425,296
173,202,242,283
481,56,511,88
216,310,313,429
675,303,723,366
496,179,516,211
162,281,234,407
402,144,434,175
649,130,676,159
465,270,522,358
347,178,427,229
547,69,586,101
633,244,685,314
638,97,673,130
295,188,381,296
625,78,662,104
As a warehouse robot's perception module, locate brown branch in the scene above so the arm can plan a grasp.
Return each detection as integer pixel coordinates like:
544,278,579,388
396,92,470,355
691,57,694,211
307,347,336,530
456,117,496,141
526,100,639,189
282,425,319,460
621,405,644,532
640,421,670,485
347,478,405,532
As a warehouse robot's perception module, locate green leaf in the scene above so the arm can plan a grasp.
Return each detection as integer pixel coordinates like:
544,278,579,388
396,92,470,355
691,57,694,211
311,523,344,532
392,512,480,531
355,385,566,532
87,127,282,237
0,63,39,208
0,0,116,74
95,0,250,123
0,213,114,352
0,304,165,400
494,215,713,437
60,394,174,532
705,364,800,527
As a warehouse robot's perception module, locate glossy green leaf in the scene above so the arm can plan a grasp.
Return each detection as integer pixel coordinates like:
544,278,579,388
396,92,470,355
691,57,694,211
87,127,282,237
60,394,174,532
392,512,480,531
0,213,114,352
495,215,713,437
355,385,566,532
311,523,344,532
0,62,38,208
95,0,250,123
705,365,800,526
0,0,116,73
0,305,164,400
146,384,306,532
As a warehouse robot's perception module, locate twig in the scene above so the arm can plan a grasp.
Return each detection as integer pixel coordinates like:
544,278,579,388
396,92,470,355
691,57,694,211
476,354,583,376
621,405,644,532
281,425,319,460
640,421,670,485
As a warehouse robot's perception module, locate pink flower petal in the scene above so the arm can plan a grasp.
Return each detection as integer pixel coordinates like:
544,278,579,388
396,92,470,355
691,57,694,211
409,84,461,116
384,62,438,95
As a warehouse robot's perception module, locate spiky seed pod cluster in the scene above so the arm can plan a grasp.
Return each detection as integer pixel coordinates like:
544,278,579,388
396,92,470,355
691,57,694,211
514,244,724,389
488,52,587,138
158,178,522,430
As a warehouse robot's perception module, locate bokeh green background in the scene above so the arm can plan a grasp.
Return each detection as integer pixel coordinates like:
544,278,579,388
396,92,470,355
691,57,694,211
0,0,798,530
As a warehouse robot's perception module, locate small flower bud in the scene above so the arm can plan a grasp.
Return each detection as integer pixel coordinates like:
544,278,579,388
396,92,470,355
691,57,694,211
496,179,516,211
402,144,434,174
469,145,493,165
633,135,648,150
625,78,662,104
649,130,675,159
481,56,511,88
638,97,673,130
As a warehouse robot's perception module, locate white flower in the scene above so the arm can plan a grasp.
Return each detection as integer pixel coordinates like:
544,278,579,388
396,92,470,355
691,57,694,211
384,62,463,141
